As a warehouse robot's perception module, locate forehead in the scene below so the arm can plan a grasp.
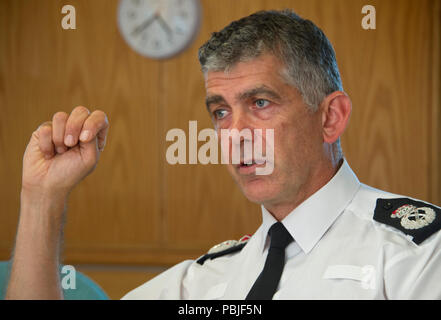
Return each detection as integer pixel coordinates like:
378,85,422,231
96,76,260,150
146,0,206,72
204,54,288,94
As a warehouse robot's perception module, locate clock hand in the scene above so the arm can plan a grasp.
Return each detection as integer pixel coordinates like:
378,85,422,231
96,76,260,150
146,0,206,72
131,13,158,37
156,14,173,38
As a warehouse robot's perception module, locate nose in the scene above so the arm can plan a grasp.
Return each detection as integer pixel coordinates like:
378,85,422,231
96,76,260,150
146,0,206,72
229,109,253,136
224,109,255,165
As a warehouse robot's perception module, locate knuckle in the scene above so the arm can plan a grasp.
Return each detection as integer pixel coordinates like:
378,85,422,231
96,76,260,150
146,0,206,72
83,111,108,135
73,105,90,116
38,122,52,134
92,109,105,116
66,107,90,134
93,110,109,123
52,111,68,122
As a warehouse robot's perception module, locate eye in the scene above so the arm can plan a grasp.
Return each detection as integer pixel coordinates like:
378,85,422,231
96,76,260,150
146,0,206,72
213,109,228,120
255,99,270,108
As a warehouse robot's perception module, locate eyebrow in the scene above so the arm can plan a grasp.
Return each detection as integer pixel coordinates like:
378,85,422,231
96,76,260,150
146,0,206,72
205,85,282,111
237,86,282,102
205,95,226,111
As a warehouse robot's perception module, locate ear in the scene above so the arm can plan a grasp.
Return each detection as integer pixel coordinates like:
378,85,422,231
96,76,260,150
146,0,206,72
320,91,352,144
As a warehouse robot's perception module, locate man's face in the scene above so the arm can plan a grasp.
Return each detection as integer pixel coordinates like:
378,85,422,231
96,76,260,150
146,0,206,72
204,54,324,209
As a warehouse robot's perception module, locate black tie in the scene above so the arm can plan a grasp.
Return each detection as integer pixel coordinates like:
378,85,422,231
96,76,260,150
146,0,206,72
245,222,293,300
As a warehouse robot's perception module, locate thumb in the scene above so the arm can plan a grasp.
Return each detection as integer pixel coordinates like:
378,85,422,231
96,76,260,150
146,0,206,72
79,135,100,170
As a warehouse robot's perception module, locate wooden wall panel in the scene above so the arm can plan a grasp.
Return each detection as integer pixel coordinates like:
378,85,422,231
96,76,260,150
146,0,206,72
0,0,439,298
335,0,436,201
431,0,441,203
77,265,164,300
0,0,163,262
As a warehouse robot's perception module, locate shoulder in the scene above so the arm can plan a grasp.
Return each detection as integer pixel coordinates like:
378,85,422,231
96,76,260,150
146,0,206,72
347,183,441,246
121,235,251,300
196,235,251,266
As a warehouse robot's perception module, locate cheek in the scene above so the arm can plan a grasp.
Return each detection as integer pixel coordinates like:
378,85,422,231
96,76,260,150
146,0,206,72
273,116,320,160
275,116,302,147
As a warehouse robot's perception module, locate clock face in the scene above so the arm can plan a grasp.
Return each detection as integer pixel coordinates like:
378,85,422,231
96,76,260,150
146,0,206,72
117,0,202,59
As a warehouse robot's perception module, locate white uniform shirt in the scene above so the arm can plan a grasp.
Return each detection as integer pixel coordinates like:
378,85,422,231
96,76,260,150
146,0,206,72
122,160,441,299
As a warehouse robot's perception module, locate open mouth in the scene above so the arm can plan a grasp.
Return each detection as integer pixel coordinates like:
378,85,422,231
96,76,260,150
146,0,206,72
240,161,256,167
237,159,258,167
236,160,264,174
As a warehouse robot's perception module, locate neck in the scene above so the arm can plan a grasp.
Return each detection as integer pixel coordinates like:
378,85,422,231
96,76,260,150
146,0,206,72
264,156,343,221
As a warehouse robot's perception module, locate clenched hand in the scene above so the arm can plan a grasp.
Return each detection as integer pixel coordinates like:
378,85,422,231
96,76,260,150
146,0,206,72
22,106,109,197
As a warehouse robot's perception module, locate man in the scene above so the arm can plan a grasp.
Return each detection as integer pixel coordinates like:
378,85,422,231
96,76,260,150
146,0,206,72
6,10,441,300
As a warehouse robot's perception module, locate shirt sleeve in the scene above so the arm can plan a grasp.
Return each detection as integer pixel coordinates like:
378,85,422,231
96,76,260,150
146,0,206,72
121,260,194,300
384,231,441,299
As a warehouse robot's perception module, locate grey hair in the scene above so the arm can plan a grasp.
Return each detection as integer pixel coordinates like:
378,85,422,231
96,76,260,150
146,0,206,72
198,9,344,160
198,9,343,110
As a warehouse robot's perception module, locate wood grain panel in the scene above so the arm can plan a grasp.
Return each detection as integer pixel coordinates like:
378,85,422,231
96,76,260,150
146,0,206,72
77,266,163,300
334,0,436,202
0,0,163,262
431,0,441,204
58,0,163,252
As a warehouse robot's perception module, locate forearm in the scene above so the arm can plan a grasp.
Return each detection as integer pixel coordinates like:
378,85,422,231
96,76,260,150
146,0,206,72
6,189,68,299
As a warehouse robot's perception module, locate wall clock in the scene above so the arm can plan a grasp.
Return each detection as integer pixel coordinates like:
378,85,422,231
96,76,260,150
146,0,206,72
117,0,202,59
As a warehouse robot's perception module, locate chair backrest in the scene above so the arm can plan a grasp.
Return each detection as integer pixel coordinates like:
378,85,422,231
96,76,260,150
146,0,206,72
0,261,109,300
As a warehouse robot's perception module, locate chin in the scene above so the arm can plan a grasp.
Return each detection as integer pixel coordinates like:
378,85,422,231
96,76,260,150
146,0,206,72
239,178,279,204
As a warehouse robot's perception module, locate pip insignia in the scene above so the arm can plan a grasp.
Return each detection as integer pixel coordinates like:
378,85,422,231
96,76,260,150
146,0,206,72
197,235,251,265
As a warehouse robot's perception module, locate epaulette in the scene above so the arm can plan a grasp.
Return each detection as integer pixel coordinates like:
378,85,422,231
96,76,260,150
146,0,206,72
196,235,251,265
373,198,440,245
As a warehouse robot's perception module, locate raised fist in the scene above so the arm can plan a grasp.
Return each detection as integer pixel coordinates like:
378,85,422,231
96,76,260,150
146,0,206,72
21,106,109,197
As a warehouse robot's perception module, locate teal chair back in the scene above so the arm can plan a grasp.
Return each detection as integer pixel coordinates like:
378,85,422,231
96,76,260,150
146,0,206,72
0,261,109,300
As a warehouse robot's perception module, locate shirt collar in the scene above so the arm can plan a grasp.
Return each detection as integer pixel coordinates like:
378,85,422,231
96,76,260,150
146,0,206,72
259,159,361,254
